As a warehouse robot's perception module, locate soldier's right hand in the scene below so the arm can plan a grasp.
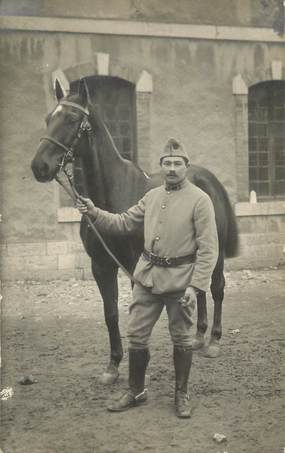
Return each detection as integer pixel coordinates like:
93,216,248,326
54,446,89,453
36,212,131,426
76,196,96,216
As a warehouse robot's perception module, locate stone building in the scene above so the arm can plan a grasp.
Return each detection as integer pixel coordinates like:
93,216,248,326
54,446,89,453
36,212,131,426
0,0,284,280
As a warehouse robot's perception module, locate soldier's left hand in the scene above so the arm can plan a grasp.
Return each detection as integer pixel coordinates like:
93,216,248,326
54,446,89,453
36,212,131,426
180,286,197,310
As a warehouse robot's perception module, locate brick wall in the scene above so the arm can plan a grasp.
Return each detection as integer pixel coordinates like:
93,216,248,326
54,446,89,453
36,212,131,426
0,240,93,281
1,219,284,280
227,205,285,270
136,92,152,173
1,31,284,280
234,95,249,202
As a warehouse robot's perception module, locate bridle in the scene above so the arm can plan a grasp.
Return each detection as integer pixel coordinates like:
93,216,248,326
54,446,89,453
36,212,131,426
40,100,92,172
39,97,139,284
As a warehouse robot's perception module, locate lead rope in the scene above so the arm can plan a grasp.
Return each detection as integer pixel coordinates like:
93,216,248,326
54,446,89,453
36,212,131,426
55,168,140,285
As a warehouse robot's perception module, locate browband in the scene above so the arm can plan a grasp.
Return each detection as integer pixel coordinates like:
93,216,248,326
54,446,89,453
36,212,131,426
60,100,89,115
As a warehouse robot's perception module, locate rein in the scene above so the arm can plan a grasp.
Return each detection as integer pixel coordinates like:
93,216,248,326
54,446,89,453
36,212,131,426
56,169,139,285
45,100,139,285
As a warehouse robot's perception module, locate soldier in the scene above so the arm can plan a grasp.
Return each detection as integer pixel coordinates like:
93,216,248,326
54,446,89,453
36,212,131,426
76,138,218,418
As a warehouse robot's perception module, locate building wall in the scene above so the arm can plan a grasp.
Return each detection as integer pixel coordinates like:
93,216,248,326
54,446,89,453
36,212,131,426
0,8,285,279
0,0,281,28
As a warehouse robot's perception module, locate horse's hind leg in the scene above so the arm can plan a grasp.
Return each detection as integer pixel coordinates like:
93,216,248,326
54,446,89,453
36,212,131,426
192,291,208,351
204,253,225,358
91,260,123,384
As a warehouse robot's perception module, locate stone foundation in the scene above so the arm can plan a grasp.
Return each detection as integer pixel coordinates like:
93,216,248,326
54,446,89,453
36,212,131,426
1,230,284,281
0,240,92,281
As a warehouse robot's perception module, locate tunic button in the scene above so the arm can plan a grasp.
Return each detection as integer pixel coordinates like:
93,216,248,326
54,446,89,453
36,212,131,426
155,236,160,241
161,204,166,209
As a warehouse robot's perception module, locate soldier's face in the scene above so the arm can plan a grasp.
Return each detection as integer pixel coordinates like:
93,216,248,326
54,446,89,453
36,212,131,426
160,156,188,185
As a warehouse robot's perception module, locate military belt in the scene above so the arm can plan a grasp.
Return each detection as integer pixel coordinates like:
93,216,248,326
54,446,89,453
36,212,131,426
143,250,196,267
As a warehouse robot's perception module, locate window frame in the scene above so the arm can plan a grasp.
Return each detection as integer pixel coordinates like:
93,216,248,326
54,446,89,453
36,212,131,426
248,81,285,199
233,69,285,203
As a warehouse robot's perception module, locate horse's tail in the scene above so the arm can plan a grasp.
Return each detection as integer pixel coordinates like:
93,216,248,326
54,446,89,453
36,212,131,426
221,186,239,258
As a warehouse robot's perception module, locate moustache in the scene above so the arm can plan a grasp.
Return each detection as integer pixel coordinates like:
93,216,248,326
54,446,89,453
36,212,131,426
167,172,177,176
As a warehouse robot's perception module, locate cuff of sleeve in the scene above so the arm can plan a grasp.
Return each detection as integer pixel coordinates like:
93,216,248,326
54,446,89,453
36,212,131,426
90,207,99,220
188,285,199,294
188,284,206,295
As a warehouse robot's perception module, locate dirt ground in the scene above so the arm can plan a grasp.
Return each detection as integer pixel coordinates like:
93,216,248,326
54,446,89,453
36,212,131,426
1,267,284,453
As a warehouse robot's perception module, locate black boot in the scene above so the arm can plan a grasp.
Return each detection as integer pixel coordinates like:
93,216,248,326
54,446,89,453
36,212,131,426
173,346,192,418
107,348,150,412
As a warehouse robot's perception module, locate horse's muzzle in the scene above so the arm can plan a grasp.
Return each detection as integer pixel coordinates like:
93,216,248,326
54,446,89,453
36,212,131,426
31,158,55,182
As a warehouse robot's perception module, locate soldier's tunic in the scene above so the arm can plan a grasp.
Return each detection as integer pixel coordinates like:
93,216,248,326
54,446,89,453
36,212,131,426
92,178,218,348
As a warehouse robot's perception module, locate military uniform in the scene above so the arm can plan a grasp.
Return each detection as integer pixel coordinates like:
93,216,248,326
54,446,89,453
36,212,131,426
78,138,219,417
92,178,218,349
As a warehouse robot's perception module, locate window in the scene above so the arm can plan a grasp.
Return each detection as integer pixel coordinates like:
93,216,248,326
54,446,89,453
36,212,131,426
248,81,285,198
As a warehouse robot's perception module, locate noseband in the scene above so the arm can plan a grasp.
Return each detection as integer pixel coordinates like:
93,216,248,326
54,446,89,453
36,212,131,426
40,100,92,171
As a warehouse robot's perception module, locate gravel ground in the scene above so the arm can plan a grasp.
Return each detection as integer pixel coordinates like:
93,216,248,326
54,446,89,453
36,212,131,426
1,267,285,453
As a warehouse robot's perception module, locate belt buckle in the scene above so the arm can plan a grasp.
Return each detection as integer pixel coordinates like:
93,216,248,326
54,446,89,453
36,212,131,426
164,257,171,265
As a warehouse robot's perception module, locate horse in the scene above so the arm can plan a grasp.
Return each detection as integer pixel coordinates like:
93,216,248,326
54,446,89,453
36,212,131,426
31,78,239,384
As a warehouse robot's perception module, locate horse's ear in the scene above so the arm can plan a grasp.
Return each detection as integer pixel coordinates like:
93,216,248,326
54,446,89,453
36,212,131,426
78,78,91,107
55,79,65,102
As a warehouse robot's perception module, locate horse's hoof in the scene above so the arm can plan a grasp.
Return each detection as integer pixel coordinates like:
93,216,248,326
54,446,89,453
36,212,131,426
99,364,119,385
204,340,220,358
191,335,205,350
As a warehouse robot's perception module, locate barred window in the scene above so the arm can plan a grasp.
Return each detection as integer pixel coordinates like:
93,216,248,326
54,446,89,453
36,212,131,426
248,81,285,198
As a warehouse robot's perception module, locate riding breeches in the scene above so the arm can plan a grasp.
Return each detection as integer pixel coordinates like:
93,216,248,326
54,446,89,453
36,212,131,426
128,284,194,349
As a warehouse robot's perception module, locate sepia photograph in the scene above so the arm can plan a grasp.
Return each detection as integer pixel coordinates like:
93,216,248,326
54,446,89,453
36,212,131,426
0,1,284,452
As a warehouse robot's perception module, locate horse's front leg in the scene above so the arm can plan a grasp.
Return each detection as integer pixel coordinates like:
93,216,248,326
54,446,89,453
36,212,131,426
91,260,123,384
191,291,208,351
205,254,225,358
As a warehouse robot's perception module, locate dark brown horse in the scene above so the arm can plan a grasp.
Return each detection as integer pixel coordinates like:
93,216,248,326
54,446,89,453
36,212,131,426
31,79,238,384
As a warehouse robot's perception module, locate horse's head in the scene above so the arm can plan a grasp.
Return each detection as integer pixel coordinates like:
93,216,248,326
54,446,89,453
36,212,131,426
31,79,91,182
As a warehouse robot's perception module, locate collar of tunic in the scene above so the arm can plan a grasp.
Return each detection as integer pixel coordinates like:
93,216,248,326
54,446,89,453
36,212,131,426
164,178,188,191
